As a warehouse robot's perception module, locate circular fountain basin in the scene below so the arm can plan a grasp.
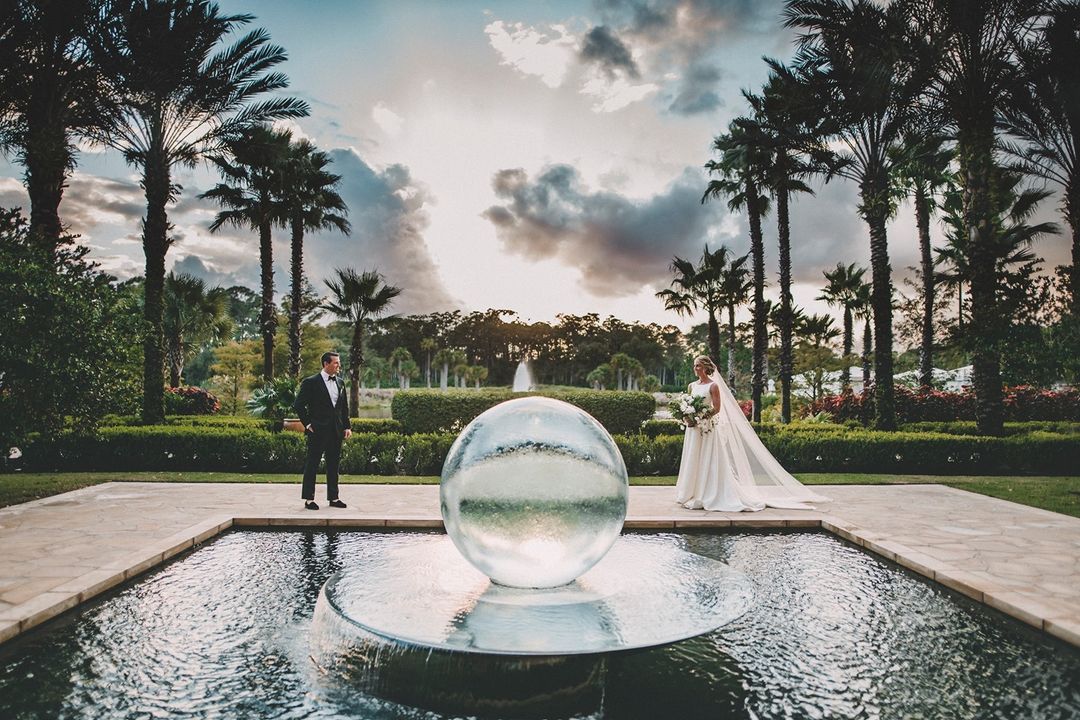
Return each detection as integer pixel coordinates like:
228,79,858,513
310,534,753,717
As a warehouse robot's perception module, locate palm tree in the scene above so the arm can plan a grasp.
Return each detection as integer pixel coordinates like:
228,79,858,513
162,272,231,387
852,280,873,390
704,121,771,421
201,124,292,381
609,352,633,391
655,246,727,362
746,59,834,422
420,337,437,388
717,252,753,391
433,347,454,391
784,0,932,429
910,0,1049,434
817,262,866,390
0,0,114,253
322,268,401,414
937,167,1058,347
1000,4,1080,317
389,346,413,389
800,313,841,349
278,139,350,378
89,0,308,423
893,133,953,387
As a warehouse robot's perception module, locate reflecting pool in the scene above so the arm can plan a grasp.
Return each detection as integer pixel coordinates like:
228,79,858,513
1,529,1078,719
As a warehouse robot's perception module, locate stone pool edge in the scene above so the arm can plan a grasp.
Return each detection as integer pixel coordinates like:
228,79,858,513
1,512,1078,650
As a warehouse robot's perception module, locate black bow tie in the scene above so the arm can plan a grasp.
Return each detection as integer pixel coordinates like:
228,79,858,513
328,375,337,382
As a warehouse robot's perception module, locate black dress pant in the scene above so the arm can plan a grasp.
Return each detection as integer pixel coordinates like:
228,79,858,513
301,427,342,500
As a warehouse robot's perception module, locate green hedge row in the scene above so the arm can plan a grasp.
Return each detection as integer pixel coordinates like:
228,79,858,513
25,426,451,475
21,424,1080,476
898,421,1080,436
96,415,403,434
390,389,656,435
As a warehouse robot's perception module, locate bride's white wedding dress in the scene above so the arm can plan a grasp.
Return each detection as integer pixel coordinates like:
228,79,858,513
675,373,829,512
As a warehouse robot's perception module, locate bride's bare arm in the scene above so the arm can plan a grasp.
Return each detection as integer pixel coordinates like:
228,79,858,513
709,383,721,415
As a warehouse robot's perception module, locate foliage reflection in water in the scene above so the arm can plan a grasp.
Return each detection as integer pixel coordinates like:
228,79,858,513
0,530,1078,719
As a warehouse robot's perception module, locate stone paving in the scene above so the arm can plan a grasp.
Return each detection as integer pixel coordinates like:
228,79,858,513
0,482,1077,648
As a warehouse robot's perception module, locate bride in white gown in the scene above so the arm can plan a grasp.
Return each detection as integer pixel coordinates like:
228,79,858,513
675,356,829,512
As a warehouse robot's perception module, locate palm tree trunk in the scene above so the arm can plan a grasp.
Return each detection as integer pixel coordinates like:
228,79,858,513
861,179,896,430
288,214,303,380
140,154,170,424
350,321,362,416
258,206,275,382
747,179,766,423
777,190,793,424
1066,179,1080,318
841,307,853,390
960,130,1004,435
727,303,737,392
24,116,68,255
862,318,872,391
706,306,721,363
915,182,934,388
167,335,183,389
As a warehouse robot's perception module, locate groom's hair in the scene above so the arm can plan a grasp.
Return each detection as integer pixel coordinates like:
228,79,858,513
321,351,340,366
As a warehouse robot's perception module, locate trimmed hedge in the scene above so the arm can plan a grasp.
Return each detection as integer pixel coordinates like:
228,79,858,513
24,426,453,475
391,389,656,435
20,423,1080,476
899,421,1080,436
807,385,1080,424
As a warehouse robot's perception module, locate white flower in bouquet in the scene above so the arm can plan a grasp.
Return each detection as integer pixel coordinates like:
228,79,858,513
668,393,714,433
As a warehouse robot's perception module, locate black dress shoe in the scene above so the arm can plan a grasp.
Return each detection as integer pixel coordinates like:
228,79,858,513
305,500,319,510
328,499,347,509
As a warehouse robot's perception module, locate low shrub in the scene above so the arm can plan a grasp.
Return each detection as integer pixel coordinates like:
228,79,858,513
100,414,270,429
348,418,403,434
23,426,452,475
899,421,1080,436
21,423,1080,476
391,389,655,435
642,419,683,437
164,387,221,415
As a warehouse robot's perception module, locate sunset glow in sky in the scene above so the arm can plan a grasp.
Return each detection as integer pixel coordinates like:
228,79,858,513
0,0,1070,331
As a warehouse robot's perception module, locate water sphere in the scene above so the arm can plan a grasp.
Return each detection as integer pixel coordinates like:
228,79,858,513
440,396,628,588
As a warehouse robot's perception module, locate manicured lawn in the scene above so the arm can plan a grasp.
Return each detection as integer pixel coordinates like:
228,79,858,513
1,471,1077,517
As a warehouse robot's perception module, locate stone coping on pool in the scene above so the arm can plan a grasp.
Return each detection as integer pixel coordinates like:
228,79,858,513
0,483,1077,650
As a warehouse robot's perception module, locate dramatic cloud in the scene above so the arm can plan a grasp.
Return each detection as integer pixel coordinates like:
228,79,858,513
484,20,578,88
666,62,723,115
579,25,640,79
303,149,458,314
483,164,728,296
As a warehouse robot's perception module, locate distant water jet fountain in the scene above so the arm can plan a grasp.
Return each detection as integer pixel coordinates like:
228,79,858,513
512,359,535,392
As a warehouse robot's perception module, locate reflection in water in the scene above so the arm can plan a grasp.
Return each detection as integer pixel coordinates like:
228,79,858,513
0,529,1078,719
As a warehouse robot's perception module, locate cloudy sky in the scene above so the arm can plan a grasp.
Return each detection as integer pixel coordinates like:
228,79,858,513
0,0,1070,329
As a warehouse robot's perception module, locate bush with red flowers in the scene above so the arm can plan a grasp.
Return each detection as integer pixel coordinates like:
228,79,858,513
804,385,1079,424
164,386,221,415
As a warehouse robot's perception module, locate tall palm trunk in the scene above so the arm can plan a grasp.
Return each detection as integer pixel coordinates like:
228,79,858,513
726,303,737,391
167,334,183,388
915,182,934,387
24,114,67,254
141,152,170,424
777,190,793,423
288,213,304,380
1067,178,1080,317
707,307,721,363
747,180,766,423
349,321,362,416
258,198,275,381
960,128,1004,435
861,318,872,391
841,306,853,389
860,174,896,430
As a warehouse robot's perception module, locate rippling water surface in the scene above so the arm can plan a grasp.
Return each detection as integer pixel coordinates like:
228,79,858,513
1,530,1077,719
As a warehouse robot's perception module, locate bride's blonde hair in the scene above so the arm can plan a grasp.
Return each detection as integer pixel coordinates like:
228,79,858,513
693,356,717,375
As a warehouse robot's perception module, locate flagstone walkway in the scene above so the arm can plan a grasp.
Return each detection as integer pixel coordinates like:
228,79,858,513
0,482,1077,648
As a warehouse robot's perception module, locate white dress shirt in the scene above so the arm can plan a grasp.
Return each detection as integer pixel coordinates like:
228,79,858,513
320,369,340,406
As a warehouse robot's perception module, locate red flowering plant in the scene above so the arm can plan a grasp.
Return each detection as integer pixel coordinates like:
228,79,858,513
165,386,221,415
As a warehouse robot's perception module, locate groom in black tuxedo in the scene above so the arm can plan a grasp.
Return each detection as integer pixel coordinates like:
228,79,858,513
293,351,352,509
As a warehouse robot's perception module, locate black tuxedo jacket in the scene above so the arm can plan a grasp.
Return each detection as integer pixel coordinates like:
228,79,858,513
293,373,351,435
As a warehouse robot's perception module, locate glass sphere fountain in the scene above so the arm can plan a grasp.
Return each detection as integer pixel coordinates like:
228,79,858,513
310,397,753,718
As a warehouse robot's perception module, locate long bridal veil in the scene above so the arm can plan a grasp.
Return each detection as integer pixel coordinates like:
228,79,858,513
708,369,830,508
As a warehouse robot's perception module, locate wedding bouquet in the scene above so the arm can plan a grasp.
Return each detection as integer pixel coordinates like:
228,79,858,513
669,393,715,433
